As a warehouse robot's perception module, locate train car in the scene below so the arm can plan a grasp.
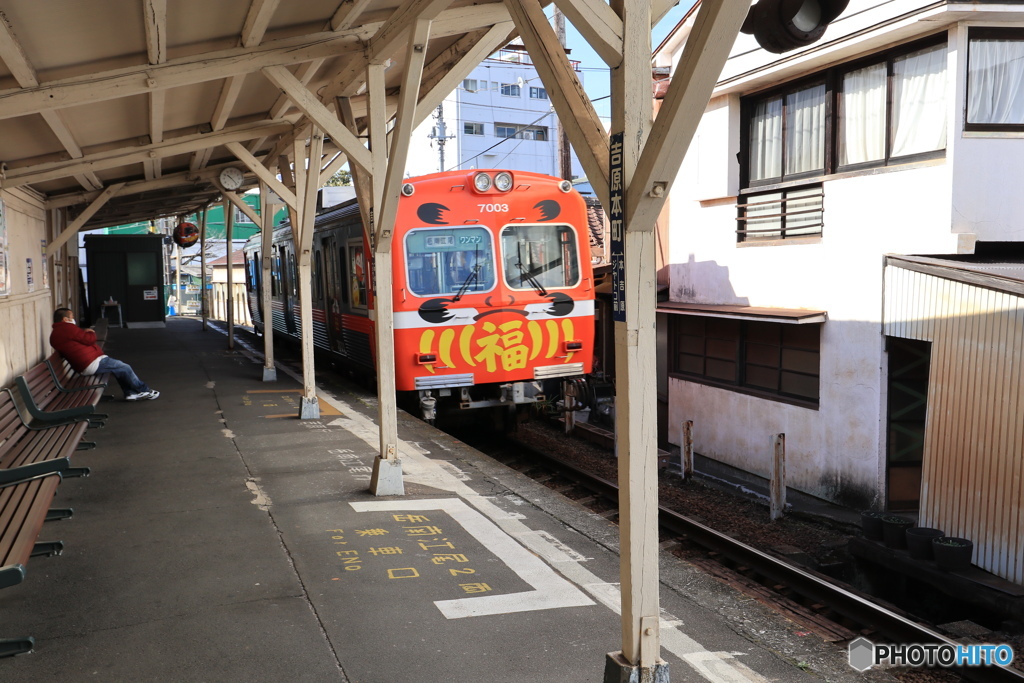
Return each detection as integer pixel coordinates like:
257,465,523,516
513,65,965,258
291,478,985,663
244,169,595,422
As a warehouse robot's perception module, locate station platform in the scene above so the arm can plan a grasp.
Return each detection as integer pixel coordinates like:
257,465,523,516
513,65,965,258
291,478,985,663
0,318,882,682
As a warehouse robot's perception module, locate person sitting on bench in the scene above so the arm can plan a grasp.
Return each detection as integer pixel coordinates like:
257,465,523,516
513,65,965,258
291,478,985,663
49,308,159,401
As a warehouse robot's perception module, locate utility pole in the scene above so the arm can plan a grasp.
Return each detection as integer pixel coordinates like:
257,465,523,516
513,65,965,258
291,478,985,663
554,8,572,181
428,103,456,172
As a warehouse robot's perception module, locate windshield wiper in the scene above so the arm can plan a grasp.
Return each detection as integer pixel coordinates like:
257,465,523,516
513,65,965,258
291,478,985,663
453,263,481,302
515,261,548,296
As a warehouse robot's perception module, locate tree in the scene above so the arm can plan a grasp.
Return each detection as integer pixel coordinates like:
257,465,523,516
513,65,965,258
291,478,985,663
325,169,352,186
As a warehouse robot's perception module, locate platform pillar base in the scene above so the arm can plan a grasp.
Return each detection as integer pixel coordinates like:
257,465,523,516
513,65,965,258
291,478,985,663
262,367,277,382
603,652,669,683
299,397,320,420
369,457,405,496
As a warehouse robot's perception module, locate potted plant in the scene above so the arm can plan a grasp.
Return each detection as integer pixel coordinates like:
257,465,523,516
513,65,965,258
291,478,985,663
905,527,944,560
861,510,886,540
932,537,973,571
881,515,914,549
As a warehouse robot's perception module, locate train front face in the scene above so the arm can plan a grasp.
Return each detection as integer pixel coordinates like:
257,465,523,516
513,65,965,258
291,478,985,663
392,170,595,418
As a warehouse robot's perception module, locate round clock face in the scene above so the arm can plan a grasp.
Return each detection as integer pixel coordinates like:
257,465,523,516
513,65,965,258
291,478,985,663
219,166,244,190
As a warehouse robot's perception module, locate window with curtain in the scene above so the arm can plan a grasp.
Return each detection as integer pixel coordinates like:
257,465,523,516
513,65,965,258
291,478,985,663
838,43,947,167
967,29,1024,129
744,36,947,188
747,82,824,184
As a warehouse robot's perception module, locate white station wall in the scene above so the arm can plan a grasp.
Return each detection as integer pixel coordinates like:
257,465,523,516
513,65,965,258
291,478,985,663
0,187,52,387
666,91,961,505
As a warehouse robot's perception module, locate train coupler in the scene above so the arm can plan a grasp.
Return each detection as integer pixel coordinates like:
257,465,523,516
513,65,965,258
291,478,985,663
419,393,437,422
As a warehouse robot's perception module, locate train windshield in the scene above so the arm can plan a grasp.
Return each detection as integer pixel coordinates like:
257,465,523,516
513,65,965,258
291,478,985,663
405,226,496,297
500,224,580,291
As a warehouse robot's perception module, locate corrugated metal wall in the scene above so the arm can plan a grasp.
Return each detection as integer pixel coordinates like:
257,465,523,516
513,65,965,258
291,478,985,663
884,264,1024,584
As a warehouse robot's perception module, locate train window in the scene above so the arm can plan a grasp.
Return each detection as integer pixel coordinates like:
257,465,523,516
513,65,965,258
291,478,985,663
338,245,348,305
348,241,368,309
404,226,496,297
500,224,580,290
272,247,282,296
314,249,323,301
287,250,298,298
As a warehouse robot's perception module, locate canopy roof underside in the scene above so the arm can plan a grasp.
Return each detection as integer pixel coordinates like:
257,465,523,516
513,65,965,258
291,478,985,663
0,0,518,229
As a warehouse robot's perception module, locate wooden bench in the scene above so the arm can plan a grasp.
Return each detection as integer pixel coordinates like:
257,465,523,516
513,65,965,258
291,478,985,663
0,472,68,657
44,352,108,395
0,388,81,657
14,362,107,428
0,389,90,483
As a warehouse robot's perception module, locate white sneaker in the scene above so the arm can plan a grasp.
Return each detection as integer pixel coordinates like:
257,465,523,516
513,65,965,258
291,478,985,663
126,390,159,401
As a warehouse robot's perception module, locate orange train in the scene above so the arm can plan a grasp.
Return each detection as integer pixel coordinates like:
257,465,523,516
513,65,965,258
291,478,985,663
243,170,595,421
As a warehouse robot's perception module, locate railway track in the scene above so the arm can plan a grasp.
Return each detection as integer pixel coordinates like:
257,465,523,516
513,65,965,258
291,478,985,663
485,435,1024,683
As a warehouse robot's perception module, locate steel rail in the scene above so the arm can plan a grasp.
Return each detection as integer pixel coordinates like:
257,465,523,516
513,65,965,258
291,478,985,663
524,444,1024,683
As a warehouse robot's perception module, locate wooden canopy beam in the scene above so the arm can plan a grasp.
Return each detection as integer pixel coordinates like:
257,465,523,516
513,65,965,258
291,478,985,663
0,28,369,121
45,159,257,210
552,0,623,67
225,141,298,210
331,0,375,31
376,18,431,251
49,183,126,253
3,119,292,188
262,65,373,174
0,14,102,191
504,0,610,208
626,0,750,231
220,188,262,228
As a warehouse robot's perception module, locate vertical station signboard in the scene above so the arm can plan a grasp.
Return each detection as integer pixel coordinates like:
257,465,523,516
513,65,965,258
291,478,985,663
609,133,625,322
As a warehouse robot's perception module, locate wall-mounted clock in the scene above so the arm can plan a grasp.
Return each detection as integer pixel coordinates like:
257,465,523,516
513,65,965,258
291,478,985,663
219,166,244,191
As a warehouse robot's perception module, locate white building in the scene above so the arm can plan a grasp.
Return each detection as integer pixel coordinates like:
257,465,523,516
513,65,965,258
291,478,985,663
407,46,584,179
656,0,1024,567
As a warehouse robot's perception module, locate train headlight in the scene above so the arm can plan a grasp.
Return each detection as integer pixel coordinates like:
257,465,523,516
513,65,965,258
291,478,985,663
417,353,437,365
563,340,583,352
559,180,573,193
473,172,493,192
401,183,415,196
494,172,513,192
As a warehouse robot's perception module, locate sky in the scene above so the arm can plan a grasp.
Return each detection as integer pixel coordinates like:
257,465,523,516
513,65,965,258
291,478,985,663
555,2,698,120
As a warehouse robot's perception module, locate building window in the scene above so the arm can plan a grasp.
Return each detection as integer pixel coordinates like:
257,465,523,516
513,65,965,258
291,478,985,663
463,78,479,92
500,83,521,97
669,316,820,405
234,207,254,225
495,123,548,141
966,29,1024,130
529,86,548,100
743,37,947,187
464,122,484,136
738,185,823,242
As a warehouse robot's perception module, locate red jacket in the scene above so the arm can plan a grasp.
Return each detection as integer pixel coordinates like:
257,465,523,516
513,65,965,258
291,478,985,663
50,321,104,373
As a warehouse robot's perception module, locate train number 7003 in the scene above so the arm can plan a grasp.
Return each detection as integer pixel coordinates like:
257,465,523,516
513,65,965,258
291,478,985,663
477,203,509,213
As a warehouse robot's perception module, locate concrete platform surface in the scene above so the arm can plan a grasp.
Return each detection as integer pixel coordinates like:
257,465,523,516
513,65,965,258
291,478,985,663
0,318,877,682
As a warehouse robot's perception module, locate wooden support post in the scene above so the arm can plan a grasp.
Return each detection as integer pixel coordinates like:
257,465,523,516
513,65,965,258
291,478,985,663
770,433,786,521
606,2,667,680
681,420,693,481
295,129,324,420
364,59,403,496
200,207,209,331
224,196,235,349
260,182,277,382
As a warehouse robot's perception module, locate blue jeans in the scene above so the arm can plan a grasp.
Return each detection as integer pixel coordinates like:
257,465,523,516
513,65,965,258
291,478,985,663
96,356,150,396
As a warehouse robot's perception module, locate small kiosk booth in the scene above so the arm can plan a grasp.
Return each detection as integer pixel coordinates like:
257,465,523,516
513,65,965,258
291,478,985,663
85,234,166,327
